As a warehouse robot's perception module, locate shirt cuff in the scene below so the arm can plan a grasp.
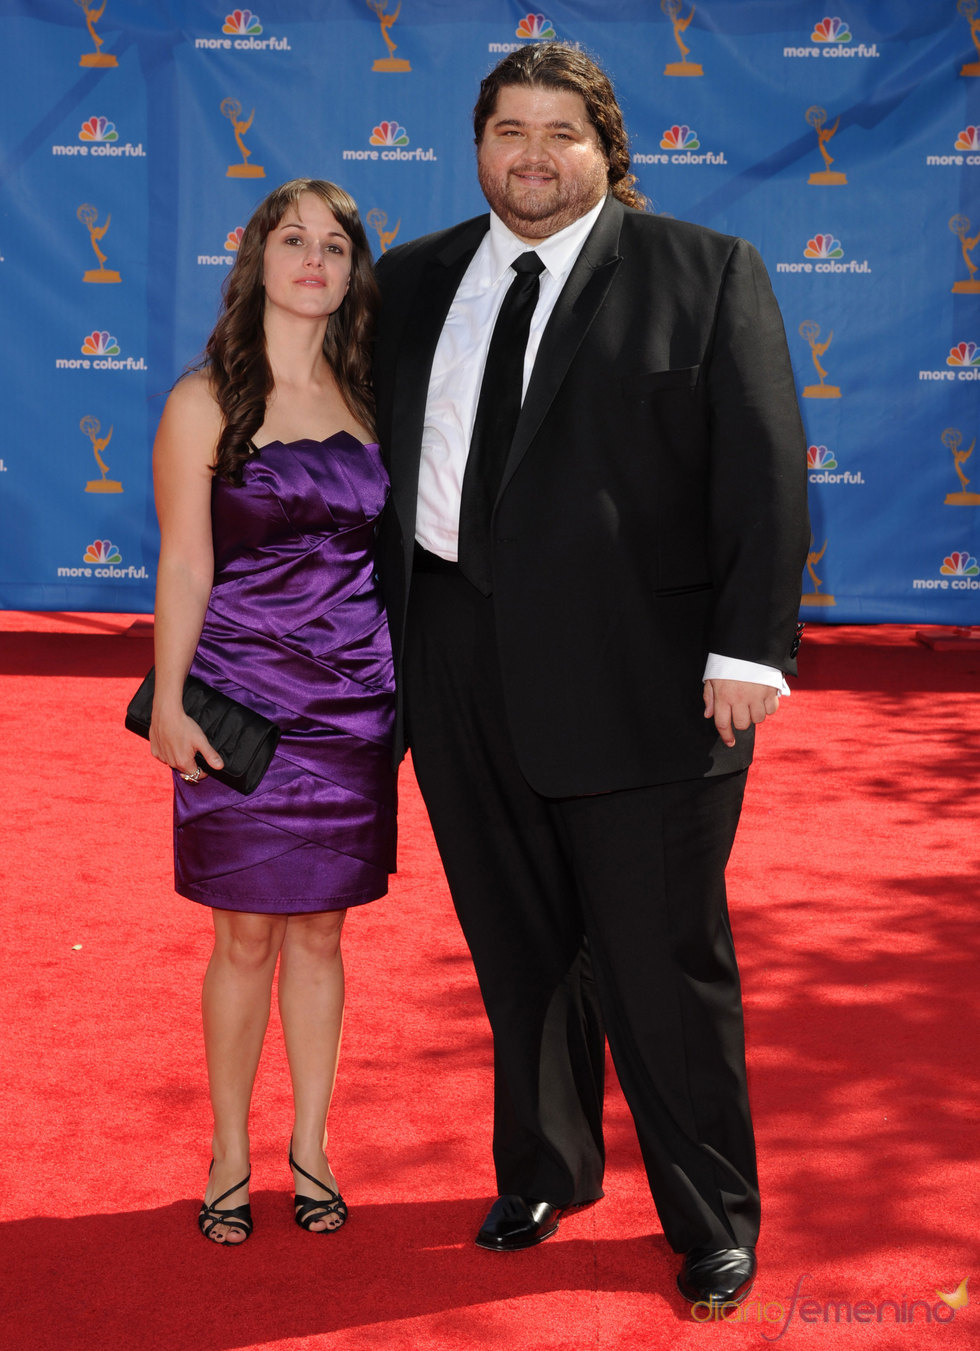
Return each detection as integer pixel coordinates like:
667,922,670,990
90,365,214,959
703,653,790,696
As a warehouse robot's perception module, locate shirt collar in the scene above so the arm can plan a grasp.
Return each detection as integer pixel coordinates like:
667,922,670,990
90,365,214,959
486,195,607,286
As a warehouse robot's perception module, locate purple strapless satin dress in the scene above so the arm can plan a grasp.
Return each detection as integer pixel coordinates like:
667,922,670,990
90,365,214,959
173,433,396,913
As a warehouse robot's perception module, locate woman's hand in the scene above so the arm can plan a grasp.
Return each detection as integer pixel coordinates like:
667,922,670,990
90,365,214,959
150,707,224,782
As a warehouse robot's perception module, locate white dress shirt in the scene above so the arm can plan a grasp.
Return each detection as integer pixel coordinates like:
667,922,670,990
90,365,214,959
415,202,787,694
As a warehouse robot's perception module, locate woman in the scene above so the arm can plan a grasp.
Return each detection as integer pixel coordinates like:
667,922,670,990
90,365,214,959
150,179,395,1246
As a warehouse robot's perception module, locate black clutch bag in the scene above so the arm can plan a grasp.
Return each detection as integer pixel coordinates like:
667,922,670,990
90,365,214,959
125,667,281,795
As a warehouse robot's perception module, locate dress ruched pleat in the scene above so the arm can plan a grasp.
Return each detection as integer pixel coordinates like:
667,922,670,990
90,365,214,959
173,433,396,913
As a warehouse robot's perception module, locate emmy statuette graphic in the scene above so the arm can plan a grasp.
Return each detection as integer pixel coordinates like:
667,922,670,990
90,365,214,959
662,0,703,76
949,215,980,293
367,208,400,254
81,416,122,494
76,0,117,67
959,0,980,76
943,428,980,504
806,107,847,185
799,321,841,398
77,204,121,283
801,539,835,606
222,99,265,178
367,1,411,72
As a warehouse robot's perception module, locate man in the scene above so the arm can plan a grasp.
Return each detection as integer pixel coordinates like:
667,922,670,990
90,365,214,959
374,43,808,1308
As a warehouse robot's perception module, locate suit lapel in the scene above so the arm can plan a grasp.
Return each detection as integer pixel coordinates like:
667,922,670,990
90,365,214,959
498,196,625,498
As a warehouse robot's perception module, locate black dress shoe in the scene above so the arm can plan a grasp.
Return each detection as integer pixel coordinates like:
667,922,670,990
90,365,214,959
677,1246,757,1306
475,1195,562,1251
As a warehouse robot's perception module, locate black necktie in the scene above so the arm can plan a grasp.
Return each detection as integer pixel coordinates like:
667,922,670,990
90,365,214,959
457,251,545,594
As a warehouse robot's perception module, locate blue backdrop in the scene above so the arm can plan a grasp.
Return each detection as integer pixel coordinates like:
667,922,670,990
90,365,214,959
1,0,978,621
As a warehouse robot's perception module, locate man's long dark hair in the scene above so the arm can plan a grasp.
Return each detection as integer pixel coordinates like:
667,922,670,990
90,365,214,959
201,178,379,484
472,43,647,211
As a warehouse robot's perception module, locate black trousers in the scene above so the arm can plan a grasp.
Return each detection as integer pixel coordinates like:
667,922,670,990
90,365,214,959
403,562,760,1253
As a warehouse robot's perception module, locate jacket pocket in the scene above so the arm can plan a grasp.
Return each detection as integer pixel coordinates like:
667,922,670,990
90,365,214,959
621,365,700,398
653,580,713,598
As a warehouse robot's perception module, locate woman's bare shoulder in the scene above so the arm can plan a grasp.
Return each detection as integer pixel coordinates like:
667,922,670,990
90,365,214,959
155,369,223,470
166,368,219,414
159,369,222,440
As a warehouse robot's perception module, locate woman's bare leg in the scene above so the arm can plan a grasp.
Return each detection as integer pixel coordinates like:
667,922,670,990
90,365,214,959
201,908,286,1241
278,908,347,1230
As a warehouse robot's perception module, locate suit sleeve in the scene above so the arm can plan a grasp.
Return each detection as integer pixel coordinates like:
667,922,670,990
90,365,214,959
704,239,809,673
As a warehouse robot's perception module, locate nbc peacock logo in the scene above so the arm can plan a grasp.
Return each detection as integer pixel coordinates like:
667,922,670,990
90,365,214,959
80,116,117,143
807,445,836,469
807,444,865,485
805,233,844,260
813,16,851,43
55,330,146,371
85,539,121,565
784,16,877,59
777,233,869,274
926,124,980,166
516,13,556,39
941,551,980,577
82,330,120,356
914,550,980,591
661,124,699,151
55,540,149,581
947,341,980,367
197,226,244,267
224,8,261,34
371,120,409,147
52,115,144,159
920,339,980,382
490,12,567,53
344,120,435,162
194,8,289,51
633,124,725,167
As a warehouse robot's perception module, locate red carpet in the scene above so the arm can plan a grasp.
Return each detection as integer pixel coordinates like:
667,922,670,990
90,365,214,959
1,614,977,1350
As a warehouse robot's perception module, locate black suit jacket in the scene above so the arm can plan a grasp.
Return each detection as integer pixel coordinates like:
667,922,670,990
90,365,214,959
374,195,809,796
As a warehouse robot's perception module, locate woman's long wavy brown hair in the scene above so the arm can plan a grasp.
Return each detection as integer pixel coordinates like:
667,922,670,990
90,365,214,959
201,178,379,483
472,43,647,212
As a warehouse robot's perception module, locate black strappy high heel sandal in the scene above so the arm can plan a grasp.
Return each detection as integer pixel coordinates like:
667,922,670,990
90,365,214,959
289,1145,348,1233
198,1161,253,1245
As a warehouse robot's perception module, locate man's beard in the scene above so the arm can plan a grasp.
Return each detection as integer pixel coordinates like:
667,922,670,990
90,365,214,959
478,162,606,238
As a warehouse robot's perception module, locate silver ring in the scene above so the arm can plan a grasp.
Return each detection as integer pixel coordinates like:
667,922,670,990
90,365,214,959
179,767,202,783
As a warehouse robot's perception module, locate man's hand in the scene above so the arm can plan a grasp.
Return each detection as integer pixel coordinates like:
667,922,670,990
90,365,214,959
703,679,781,748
